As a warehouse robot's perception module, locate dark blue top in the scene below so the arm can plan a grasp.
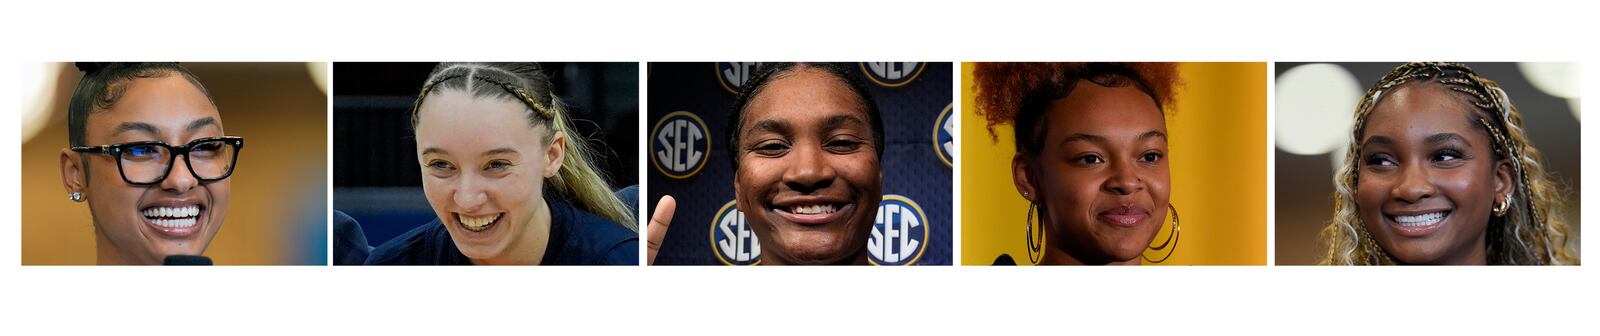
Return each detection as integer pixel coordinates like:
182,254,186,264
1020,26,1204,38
332,210,373,266
365,199,639,265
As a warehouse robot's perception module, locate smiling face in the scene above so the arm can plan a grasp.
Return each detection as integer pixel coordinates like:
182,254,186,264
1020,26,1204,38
415,89,565,265
65,75,230,265
1355,83,1509,265
1014,82,1170,265
733,67,883,265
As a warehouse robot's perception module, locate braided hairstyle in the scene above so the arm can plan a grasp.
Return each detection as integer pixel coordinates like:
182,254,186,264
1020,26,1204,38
1321,62,1575,265
410,62,637,231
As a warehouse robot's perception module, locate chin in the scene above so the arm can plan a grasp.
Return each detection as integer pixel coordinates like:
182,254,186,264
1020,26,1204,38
778,237,851,264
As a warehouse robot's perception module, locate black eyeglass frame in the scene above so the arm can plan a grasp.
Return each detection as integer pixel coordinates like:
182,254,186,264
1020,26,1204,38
71,136,245,185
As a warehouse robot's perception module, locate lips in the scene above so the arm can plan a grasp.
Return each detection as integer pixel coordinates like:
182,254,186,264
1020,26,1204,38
1098,205,1150,228
772,200,853,226
1386,210,1450,236
140,203,204,237
457,213,503,232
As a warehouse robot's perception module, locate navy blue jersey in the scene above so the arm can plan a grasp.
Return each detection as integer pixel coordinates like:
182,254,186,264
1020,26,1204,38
365,199,638,265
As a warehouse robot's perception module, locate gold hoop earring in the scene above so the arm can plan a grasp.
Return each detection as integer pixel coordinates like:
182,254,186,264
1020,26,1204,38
1142,204,1180,263
1025,201,1044,265
1494,194,1514,217
68,192,84,203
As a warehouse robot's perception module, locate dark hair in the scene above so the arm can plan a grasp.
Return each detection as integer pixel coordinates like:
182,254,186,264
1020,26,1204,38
67,62,213,147
972,62,1180,156
725,62,885,170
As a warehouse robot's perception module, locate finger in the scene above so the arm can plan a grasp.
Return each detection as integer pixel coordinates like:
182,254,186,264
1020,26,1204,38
647,195,677,265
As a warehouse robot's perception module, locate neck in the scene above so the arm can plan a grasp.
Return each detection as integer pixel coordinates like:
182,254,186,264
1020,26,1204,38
473,200,552,265
762,248,871,265
1433,231,1490,265
1040,247,1141,266
94,229,144,265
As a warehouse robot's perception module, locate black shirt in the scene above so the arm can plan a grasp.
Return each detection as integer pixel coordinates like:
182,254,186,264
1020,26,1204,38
365,199,638,265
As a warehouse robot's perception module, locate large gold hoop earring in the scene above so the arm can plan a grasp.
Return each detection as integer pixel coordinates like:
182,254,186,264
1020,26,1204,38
1025,202,1044,265
1142,204,1180,263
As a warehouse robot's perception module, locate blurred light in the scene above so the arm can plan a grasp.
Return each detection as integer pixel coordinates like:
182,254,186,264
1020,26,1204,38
1570,98,1581,122
1275,63,1361,155
1519,62,1579,99
306,62,329,96
1518,62,1580,121
22,63,64,143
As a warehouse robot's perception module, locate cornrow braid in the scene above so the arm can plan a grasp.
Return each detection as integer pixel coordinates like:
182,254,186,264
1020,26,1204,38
411,62,638,231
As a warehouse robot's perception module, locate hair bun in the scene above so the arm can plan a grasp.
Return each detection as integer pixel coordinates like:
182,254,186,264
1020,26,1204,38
74,62,112,74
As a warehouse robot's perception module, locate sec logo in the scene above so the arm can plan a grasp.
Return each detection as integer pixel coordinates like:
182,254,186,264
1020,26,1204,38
933,103,953,167
710,200,761,265
650,111,711,179
869,195,929,265
716,62,765,94
860,62,926,87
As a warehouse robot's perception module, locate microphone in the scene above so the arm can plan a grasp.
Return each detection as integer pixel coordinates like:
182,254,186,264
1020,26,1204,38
163,255,213,266
992,254,1017,266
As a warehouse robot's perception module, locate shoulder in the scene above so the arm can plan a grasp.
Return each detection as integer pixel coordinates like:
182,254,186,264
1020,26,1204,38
550,201,639,266
365,218,455,265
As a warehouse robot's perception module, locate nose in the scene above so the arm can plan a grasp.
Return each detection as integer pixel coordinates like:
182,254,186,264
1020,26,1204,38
160,154,199,192
1103,160,1146,196
1392,161,1436,203
452,173,489,212
782,145,836,193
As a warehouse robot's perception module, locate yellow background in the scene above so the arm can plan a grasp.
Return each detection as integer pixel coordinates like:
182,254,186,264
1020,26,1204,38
21,63,328,265
960,62,1267,265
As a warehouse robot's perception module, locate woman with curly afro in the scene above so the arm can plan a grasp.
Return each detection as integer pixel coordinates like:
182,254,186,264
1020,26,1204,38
972,62,1182,265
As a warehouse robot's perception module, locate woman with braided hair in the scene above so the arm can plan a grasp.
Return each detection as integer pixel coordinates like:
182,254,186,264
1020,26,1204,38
364,62,639,265
1321,62,1577,265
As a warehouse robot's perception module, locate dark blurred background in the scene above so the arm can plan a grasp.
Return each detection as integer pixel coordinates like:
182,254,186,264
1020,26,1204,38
1274,62,1581,264
333,62,638,248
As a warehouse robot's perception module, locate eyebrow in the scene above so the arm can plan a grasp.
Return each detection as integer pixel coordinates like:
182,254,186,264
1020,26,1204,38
746,119,791,136
110,117,220,139
1057,130,1164,146
421,147,447,156
1060,133,1107,146
1361,135,1394,148
1425,133,1471,147
187,117,218,132
823,114,868,129
482,148,519,156
111,122,161,137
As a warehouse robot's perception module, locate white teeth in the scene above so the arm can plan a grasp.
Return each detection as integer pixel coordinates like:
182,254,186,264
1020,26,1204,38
150,217,197,228
143,205,200,219
1394,212,1448,227
792,204,837,215
459,213,502,231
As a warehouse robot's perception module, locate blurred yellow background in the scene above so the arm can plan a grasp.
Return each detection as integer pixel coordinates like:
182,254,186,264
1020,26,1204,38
960,62,1267,265
20,62,329,265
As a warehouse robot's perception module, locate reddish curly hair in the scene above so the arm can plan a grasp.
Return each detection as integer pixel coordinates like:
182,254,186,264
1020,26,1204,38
972,62,1181,154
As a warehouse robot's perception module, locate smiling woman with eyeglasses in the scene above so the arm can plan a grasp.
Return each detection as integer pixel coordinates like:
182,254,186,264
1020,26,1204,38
58,62,243,265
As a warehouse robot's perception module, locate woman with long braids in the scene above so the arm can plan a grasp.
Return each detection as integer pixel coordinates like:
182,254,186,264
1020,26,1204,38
1321,62,1576,265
